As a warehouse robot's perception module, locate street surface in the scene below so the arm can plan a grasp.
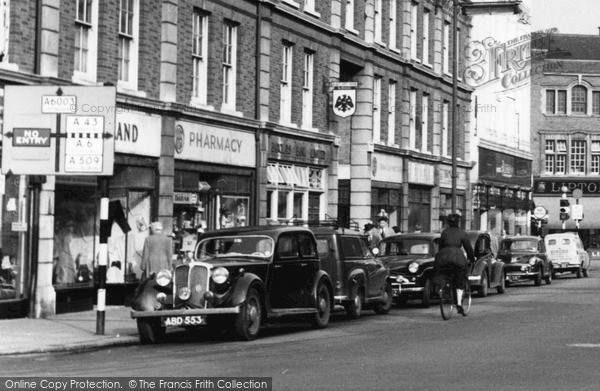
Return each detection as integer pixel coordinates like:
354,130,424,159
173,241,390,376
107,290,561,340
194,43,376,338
1,274,600,391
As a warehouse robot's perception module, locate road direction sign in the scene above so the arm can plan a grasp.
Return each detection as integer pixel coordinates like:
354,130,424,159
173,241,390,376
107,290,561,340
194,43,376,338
533,206,547,219
572,204,583,220
2,86,116,176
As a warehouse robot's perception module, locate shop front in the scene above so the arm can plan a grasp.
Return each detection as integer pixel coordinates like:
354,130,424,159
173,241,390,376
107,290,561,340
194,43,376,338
533,179,600,247
174,120,256,252
52,109,161,311
439,165,468,231
370,152,403,229
474,148,532,236
407,161,435,232
266,135,332,225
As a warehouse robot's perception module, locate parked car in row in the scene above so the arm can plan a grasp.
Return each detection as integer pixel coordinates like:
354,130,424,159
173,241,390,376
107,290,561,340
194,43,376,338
311,226,392,319
377,231,506,307
498,236,553,286
130,226,333,343
545,232,589,278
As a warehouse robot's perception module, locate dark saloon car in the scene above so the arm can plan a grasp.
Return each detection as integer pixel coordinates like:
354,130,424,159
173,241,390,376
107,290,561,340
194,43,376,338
311,227,391,319
466,231,506,297
377,233,439,307
130,226,334,343
498,236,553,286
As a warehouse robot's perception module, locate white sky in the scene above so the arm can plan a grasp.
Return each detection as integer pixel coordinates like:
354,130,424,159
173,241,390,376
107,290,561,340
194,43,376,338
530,0,600,35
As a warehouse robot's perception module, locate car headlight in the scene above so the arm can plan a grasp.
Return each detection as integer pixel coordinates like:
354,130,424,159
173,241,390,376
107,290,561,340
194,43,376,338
156,269,172,287
178,287,191,300
211,267,229,284
521,264,530,272
408,262,419,274
528,258,537,266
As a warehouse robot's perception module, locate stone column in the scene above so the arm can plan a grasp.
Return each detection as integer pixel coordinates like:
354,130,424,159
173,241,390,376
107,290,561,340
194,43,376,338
39,0,59,77
160,0,178,102
35,176,56,318
158,117,175,235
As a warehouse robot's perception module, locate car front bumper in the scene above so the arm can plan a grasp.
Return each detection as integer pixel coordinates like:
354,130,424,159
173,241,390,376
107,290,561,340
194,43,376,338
131,307,240,319
505,271,537,281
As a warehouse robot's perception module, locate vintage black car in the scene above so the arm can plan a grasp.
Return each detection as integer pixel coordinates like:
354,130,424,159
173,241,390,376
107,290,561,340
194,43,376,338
311,226,391,319
466,231,506,297
130,226,334,343
498,235,553,286
377,233,438,307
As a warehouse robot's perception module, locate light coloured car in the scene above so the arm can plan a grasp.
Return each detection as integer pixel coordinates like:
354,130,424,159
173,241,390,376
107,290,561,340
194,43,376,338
544,232,590,278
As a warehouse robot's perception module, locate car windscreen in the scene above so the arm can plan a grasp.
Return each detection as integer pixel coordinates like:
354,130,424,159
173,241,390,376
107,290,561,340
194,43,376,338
500,239,538,252
379,239,432,256
195,235,274,262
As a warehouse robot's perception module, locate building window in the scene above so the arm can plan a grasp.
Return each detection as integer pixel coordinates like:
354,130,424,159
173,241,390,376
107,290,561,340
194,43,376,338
443,21,450,74
222,23,237,111
345,0,355,31
389,0,397,49
192,11,208,105
118,0,136,86
545,89,567,114
373,76,382,143
592,141,600,174
545,140,566,174
421,93,429,152
442,101,449,157
280,44,293,125
387,81,396,145
374,0,382,42
593,91,600,115
422,9,430,65
572,86,587,114
410,2,418,60
267,164,323,223
305,0,315,12
456,27,461,80
546,90,555,114
571,140,586,173
74,0,92,74
409,89,416,150
301,51,314,130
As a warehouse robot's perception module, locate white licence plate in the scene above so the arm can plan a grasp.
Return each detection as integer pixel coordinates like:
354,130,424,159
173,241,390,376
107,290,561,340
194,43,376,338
392,289,400,297
509,275,520,281
162,315,204,327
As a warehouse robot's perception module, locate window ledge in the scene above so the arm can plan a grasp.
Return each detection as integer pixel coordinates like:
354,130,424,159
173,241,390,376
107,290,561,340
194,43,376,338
389,47,401,54
281,0,300,9
117,84,147,98
189,100,215,112
422,62,433,69
220,107,243,117
0,62,19,72
345,27,359,36
304,8,321,18
375,40,387,48
71,73,99,86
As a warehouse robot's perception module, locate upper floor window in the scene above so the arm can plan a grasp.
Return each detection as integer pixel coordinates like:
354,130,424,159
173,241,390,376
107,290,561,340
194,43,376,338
422,9,430,65
410,3,418,61
545,89,567,114
443,21,450,74
345,0,355,31
409,89,417,149
421,93,429,152
374,0,382,42
389,0,397,49
572,86,587,114
192,11,208,105
442,101,449,157
387,81,396,145
593,91,600,115
74,0,97,82
301,51,314,130
280,44,293,125
592,141,600,174
544,140,566,174
222,23,238,112
373,76,382,143
118,0,138,89
571,140,586,173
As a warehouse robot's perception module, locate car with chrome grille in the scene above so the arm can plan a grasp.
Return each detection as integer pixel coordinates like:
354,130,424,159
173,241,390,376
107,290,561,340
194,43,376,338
130,226,333,343
498,236,553,286
311,226,391,319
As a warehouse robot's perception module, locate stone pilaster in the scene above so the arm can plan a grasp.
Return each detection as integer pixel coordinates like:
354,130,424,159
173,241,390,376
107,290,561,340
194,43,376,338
158,116,175,234
160,0,178,102
40,0,60,77
35,176,56,318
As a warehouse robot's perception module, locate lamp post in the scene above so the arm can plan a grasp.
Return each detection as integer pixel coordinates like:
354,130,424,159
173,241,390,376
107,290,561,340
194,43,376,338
451,0,459,214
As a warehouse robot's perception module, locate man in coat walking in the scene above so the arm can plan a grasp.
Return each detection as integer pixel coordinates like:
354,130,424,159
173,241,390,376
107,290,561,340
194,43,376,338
140,221,173,278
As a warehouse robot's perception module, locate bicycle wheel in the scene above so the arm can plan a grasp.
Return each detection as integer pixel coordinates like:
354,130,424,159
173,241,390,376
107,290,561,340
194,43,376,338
439,281,454,320
462,284,472,316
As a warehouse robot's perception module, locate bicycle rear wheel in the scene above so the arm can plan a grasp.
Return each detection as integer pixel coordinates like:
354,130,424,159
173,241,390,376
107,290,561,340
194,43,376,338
462,284,472,316
439,281,454,320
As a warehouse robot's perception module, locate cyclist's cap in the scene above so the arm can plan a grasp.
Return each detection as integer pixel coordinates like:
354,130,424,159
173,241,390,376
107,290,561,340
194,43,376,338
446,213,461,226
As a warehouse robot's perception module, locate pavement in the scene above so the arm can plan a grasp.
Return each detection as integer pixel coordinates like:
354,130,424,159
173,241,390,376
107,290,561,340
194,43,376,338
0,305,140,356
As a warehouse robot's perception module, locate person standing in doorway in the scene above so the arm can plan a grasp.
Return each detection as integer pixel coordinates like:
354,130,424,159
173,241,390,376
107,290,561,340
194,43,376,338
378,216,395,239
140,221,173,279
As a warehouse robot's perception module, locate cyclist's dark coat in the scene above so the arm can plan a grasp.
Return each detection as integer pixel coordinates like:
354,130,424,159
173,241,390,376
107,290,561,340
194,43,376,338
433,226,475,290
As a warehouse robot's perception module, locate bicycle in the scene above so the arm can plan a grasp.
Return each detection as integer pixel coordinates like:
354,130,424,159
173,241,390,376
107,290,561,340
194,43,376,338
438,271,472,321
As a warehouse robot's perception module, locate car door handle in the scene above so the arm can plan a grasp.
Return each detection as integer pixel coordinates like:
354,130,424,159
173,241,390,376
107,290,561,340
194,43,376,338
273,264,282,269
300,263,308,266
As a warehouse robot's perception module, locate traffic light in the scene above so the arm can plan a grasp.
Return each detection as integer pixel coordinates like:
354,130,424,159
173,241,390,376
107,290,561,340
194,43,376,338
559,198,570,221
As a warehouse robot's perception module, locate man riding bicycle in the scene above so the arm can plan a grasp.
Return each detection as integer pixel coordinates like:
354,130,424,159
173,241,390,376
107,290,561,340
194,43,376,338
433,213,476,315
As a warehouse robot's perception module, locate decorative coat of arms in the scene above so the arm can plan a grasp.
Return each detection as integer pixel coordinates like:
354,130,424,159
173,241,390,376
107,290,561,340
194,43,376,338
332,89,356,118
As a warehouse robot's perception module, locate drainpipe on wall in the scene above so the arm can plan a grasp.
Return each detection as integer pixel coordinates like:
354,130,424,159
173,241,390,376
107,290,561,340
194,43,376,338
34,0,42,74
254,0,263,226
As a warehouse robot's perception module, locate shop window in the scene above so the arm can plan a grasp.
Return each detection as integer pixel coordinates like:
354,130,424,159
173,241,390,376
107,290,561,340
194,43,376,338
409,187,431,232
371,187,401,227
219,196,249,229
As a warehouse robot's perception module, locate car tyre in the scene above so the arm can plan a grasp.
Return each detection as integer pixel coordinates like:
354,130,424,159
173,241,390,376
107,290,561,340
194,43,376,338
137,318,166,344
583,268,589,277
234,288,262,341
310,283,331,329
497,273,506,294
479,271,488,298
576,267,582,278
545,269,552,285
421,278,432,308
373,283,392,315
345,289,364,319
534,268,542,286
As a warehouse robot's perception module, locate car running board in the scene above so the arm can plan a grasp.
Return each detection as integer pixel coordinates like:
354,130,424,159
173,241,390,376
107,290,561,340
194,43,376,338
268,308,318,317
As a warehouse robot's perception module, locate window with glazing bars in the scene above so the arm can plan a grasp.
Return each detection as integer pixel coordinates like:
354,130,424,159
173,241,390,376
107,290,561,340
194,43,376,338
572,86,587,114
592,141,600,174
570,140,586,173
74,0,92,73
118,0,134,82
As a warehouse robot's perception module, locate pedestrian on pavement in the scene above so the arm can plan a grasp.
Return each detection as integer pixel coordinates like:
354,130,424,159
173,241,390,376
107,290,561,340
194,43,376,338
364,223,382,249
377,216,395,239
140,221,173,279
414,223,423,233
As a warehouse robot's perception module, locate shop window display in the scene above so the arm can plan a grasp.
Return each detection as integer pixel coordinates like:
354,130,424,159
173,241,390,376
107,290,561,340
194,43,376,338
173,192,206,261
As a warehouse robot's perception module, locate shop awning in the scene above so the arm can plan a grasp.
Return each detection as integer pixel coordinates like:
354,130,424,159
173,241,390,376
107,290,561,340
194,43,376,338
533,196,600,230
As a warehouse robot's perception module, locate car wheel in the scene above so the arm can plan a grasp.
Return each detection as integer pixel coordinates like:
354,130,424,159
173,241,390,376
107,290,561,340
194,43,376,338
534,269,542,286
583,268,589,277
345,288,364,319
234,288,262,341
137,318,166,344
479,271,488,298
545,269,552,285
373,283,392,315
497,273,506,294
576,267,582,278
421,278,432,308
311,283,331,329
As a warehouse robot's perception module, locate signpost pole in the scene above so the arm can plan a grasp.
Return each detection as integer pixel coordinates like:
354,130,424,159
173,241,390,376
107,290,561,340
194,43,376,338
96,177,109,335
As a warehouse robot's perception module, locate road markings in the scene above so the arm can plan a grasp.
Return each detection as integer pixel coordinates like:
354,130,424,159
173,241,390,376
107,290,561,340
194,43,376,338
567,343,600,348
